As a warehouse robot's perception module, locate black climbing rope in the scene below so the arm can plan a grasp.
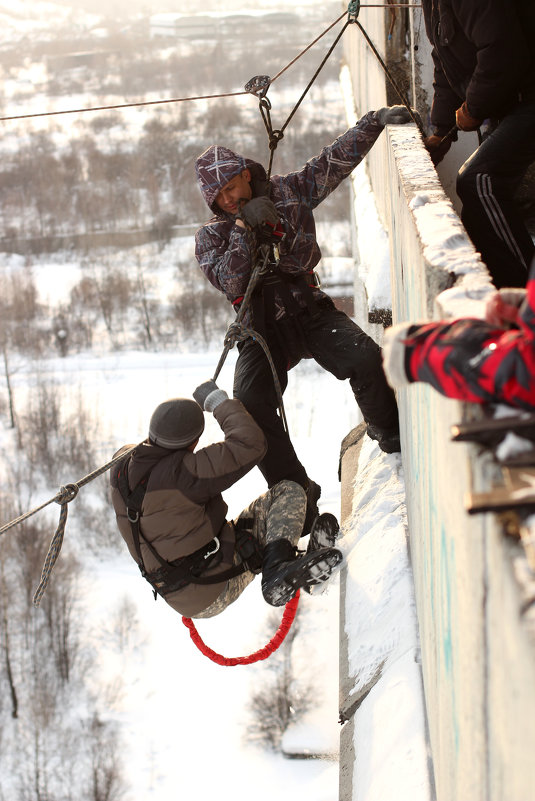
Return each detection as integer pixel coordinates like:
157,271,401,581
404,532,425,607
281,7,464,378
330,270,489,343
245,5,358,182
211,242,289,434
244,0,425,181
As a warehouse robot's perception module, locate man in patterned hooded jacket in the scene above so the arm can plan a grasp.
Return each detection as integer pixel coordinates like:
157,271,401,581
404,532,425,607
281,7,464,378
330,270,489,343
194,105,411,520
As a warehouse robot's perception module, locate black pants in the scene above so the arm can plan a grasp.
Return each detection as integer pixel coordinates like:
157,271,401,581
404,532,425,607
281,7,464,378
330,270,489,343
456,99,535,288
233,301,399,488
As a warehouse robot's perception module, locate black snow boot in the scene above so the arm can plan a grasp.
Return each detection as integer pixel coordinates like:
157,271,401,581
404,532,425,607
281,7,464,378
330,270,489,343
261,538,343,607
307,512,340,553
366,424,401,454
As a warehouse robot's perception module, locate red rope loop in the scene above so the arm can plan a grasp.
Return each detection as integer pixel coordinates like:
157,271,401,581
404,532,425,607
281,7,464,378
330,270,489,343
181,590,300,666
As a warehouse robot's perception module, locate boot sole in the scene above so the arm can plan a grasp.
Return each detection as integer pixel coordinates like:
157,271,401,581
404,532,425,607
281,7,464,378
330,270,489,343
263,548,343,607
308,512,340,551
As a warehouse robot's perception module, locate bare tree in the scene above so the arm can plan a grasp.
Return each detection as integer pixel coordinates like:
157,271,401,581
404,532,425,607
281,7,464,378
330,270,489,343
244,609,314,752
133,255,155,348
2,343,18,434
0,559,18,719
88,715,125,801
41,552,83,683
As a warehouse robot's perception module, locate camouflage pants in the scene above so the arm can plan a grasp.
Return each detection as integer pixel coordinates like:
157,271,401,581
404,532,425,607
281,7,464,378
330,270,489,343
193,479,306,618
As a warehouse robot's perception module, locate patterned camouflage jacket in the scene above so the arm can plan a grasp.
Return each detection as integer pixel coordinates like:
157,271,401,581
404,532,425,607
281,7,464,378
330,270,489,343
194,111,386,321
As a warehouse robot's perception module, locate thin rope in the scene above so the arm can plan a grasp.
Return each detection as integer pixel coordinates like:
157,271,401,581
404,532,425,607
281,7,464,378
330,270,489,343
0,92,248,123
261,14,353,181
224,320,289,434
270,11,347,83
276,18,351,152
0,445,136,537
0,13,348,124
0,445,137,606
211,243,289,433
354,19,425,135
0,7,421,124
181,590,300,666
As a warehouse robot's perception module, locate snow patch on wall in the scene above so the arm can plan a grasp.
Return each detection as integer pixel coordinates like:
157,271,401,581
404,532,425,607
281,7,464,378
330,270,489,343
340,435,432,801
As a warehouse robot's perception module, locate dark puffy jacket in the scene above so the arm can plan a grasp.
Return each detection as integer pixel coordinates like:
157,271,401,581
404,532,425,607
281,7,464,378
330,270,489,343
194,112,385,318
422,0,535,134
402,259,535,410
110,399,267,617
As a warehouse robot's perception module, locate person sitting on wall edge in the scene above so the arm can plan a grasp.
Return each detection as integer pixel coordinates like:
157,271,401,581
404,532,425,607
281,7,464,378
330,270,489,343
382,255,535,412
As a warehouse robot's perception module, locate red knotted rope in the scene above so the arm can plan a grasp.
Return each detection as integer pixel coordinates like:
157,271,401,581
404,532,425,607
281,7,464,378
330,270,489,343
181,591,300,666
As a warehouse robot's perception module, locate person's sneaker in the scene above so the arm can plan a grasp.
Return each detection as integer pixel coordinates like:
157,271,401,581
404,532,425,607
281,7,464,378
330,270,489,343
261,545,343,607
366,424,401,454
307,512,340,552
302,478,321,536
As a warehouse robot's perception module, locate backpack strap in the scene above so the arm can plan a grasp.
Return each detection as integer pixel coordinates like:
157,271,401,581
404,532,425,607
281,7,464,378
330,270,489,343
116,458,156,572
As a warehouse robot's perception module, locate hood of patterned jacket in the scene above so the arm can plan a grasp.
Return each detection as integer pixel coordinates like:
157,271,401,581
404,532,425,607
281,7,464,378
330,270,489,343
195,144,268,213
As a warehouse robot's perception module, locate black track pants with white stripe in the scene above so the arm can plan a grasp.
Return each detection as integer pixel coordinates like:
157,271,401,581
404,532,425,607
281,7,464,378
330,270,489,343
456,99,535,288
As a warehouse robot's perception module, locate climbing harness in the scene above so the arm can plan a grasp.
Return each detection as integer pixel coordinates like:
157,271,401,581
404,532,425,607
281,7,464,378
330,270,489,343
116,457,263,599
117,456,299,665
182,590,300,666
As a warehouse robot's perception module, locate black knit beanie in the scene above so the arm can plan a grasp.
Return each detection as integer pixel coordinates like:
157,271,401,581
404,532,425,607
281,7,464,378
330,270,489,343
148,398,204,449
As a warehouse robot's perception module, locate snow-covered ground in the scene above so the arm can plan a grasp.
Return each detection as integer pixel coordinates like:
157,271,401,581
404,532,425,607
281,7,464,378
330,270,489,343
1,288,355,801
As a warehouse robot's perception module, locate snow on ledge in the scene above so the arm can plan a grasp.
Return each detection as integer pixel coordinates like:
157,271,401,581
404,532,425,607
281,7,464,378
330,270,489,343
340,435,433,801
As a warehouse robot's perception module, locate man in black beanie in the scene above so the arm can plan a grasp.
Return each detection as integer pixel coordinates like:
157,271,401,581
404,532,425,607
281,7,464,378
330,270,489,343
110,380,342,619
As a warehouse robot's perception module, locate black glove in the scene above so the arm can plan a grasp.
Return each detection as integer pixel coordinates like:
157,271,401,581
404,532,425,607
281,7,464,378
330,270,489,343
423,134,453,166
193,380,218,408
239,196,279,230
375,105,412,126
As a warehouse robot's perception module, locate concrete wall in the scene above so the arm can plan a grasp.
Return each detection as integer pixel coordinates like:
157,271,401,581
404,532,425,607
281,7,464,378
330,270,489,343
342,9,535,801
382,124,535,801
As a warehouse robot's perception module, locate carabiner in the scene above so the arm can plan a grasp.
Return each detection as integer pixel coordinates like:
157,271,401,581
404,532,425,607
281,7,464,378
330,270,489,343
348,0,361,22
244,75,271,98
204,537,221,560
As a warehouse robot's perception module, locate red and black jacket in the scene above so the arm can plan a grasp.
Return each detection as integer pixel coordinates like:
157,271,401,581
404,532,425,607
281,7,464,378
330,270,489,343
403,261,535,410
